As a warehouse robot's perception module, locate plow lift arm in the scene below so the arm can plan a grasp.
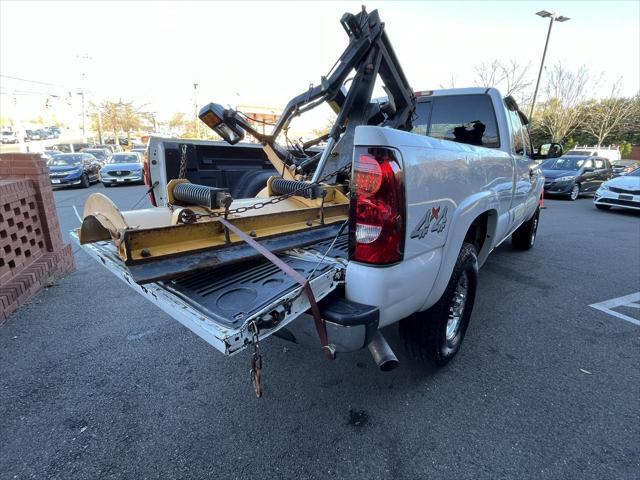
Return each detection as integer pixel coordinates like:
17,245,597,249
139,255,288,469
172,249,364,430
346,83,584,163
198,6,415,184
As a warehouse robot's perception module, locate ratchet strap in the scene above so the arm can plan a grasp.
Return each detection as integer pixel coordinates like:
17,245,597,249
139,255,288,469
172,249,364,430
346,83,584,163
216,217,334,360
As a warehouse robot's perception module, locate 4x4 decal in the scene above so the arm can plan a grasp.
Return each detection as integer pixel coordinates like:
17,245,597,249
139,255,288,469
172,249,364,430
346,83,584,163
410,206,448,239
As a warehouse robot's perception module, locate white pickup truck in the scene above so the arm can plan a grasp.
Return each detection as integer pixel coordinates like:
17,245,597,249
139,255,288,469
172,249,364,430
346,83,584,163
77,87,542,373
76,9,543,392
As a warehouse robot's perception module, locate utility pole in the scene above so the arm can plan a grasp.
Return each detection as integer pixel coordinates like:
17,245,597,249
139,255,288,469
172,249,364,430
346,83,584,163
529,10,571,120
96,108,103,144
193,82,199,139
77,53,90,142
80,88,86,141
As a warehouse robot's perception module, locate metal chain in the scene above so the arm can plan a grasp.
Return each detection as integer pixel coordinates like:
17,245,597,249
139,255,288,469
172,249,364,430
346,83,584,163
178,144,187,179
248,321,263,398
182,162,351,221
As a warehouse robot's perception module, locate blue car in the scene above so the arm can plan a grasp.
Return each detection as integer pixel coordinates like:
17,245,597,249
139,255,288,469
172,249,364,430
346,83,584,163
48,153,101,188
100,152,144,187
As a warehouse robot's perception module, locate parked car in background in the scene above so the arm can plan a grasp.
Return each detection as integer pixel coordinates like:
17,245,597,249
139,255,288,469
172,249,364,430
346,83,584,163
99,152,144,187
612,159,640,177
1,130,19,144
81,147,111,166
48,153,101,188
105,137,129,147
594,168,640,211
542,155,614,200
54,143,92,153
96,143,123,153
34,129,49,140
42,150,62,162
47,128,58,139
25,129,40,141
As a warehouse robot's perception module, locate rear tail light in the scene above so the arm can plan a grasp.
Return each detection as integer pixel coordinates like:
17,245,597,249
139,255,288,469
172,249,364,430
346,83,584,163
349,147,405,265
143,150,156,206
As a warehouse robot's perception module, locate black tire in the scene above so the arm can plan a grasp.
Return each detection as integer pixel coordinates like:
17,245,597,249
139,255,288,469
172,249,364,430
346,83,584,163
595,204,611,210
80,173,90,188
399,242,478,367
512,207,540,250
568,183,580,201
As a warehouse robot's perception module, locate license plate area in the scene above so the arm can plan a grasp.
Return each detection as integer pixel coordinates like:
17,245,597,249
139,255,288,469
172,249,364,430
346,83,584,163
51,179,61,184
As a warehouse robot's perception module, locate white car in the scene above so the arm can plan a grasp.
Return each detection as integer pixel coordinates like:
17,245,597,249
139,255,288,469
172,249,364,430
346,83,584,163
594,168,640,211
1,130,19,144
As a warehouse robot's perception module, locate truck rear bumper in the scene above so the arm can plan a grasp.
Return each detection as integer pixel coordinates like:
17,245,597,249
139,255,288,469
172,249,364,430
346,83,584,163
345,248,443,327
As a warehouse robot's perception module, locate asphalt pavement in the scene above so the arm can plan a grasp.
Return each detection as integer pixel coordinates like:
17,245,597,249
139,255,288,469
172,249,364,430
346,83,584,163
1,183,639,480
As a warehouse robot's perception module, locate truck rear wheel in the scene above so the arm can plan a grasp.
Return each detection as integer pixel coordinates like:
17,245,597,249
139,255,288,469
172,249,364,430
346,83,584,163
399,242,478,367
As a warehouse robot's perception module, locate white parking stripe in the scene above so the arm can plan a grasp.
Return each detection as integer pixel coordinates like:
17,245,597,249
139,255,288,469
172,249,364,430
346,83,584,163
589,292,640,326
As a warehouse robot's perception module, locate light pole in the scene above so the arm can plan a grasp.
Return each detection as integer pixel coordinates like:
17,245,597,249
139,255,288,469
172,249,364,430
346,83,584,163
193,82,199,138
529,10,570,119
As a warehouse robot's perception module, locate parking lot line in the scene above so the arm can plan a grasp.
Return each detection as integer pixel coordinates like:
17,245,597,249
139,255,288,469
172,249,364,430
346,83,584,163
589,292,640,326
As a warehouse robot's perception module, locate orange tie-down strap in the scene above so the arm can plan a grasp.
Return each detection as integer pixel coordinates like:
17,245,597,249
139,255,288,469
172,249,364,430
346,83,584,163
216,217,334,360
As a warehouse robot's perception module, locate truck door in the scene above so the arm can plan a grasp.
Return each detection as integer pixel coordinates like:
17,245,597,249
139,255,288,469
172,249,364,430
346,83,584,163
506,108,538,226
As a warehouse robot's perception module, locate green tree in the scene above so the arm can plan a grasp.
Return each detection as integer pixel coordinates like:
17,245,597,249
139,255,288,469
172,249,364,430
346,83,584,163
619,141,632,159
120,101,142,145
564,137,577,151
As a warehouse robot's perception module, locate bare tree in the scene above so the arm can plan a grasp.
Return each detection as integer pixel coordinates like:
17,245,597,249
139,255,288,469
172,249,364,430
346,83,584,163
538,64,592,142
474,59,533,106
582,81,639,146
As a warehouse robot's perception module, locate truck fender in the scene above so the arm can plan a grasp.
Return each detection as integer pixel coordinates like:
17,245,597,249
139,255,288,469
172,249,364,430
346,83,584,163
419,190,499,311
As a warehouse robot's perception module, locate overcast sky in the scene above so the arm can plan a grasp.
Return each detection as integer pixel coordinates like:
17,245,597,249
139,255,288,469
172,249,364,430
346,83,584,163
1,0,638,123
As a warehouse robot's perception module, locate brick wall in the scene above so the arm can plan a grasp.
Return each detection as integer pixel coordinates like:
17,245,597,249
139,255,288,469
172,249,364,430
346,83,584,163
0,153,75,322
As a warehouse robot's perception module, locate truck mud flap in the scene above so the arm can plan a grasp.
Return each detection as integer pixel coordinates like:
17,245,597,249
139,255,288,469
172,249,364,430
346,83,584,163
71,231,345,355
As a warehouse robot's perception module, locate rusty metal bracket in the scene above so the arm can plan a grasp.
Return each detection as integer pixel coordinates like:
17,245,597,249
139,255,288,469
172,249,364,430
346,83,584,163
217,216,334,360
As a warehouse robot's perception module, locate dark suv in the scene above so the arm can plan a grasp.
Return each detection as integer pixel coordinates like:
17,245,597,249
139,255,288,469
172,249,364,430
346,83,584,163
542,156,614,200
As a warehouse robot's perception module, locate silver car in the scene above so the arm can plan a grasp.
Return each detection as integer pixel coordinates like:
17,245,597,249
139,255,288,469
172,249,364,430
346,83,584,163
594,168,640,211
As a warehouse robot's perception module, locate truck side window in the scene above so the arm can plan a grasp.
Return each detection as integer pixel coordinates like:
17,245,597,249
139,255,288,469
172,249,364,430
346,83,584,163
507,109,525,156
411,101,431,136
428,95,500,148
594,158,605,169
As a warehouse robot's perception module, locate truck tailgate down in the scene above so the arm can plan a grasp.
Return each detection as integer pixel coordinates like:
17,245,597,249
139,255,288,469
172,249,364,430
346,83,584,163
71,232,347,355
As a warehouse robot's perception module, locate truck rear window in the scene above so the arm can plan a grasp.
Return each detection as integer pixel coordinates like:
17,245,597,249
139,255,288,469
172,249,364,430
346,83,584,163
412,94,500,148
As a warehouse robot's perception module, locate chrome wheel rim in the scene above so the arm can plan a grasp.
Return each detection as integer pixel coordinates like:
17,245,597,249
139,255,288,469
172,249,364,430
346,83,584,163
571,185,579,200
446,272,468,341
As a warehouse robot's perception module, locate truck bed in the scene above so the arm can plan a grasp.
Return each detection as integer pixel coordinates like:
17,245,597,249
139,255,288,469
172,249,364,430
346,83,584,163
71,231,348,355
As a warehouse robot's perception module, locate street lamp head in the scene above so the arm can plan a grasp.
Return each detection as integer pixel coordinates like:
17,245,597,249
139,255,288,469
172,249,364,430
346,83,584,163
536,10,554,18
556,15,570,22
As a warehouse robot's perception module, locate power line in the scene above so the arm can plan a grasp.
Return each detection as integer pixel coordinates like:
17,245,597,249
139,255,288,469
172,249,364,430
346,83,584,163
0,74,64,87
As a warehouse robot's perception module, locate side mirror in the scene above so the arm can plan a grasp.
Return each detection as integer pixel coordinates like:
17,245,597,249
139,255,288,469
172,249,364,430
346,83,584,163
533,142,563,160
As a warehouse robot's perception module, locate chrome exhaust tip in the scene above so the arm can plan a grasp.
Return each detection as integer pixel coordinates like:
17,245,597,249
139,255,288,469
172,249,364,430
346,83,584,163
367,331,398,371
